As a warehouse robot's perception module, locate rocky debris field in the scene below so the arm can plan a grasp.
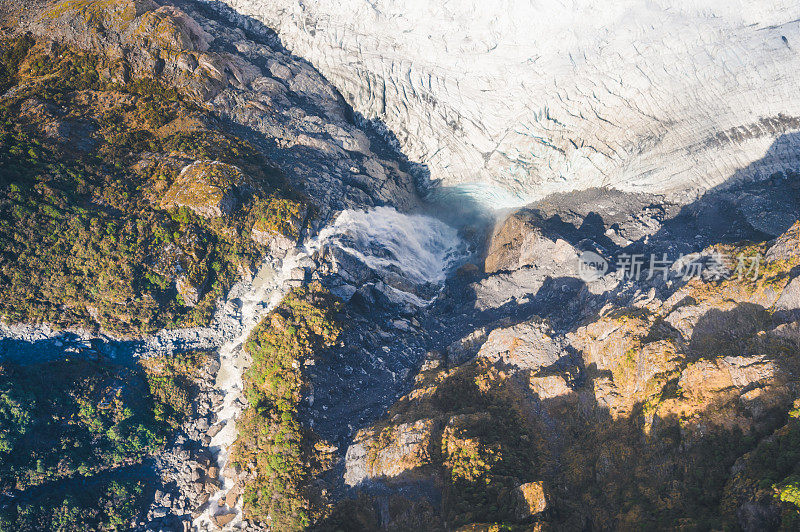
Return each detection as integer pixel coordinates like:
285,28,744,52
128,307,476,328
142,355,222,531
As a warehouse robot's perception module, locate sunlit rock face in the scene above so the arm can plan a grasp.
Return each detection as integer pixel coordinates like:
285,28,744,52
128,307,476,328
210,0,800,205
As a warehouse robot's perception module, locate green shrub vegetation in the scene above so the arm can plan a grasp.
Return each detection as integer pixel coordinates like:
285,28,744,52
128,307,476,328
231,283,342,530
719,406,800,530
0,359,161,491
0,33,33,93
0,478,147,532
777,476,800,508
140,350,209,429
0,35,306,335
0,350,209,530
430,364,543,527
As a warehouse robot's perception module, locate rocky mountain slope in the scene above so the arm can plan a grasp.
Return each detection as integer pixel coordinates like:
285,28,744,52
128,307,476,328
336,177,800,530
0,0,419,335
0,0,425,529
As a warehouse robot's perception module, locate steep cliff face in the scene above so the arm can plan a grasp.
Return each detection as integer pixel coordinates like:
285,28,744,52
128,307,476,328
207,0,800,203
341,217,800,530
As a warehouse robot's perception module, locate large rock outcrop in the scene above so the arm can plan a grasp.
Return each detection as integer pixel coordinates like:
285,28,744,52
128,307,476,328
344,419,435,487
484,209,578,274
338,213,800,529
161,160,251,218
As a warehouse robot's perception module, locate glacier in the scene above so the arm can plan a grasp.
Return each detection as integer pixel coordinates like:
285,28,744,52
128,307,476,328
210,0,800,206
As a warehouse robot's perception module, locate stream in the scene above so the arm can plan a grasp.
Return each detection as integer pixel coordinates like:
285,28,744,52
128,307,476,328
0,206,467,530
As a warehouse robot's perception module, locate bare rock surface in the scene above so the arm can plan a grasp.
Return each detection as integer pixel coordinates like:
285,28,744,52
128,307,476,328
344,419,435,487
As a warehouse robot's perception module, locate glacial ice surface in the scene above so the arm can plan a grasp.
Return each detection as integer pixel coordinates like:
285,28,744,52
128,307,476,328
212,0,800,206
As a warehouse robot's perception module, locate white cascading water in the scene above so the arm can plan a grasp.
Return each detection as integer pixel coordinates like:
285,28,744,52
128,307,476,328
194,250,305,530
309,206,465,286
196,206,463,529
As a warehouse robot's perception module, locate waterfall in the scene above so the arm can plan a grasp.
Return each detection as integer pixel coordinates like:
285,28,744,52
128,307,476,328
196,206,464,528
311,206,465,284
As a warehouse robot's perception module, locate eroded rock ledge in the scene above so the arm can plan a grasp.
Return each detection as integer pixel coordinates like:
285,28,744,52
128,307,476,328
336,179,800,530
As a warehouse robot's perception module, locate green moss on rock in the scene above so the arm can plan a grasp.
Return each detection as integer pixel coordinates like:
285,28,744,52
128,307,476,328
0,35,307,334
231,282,342,530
